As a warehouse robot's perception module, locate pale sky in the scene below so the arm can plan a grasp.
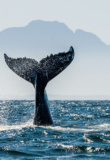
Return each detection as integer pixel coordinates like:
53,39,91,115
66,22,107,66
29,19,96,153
0,0,110,99
0,0,110,44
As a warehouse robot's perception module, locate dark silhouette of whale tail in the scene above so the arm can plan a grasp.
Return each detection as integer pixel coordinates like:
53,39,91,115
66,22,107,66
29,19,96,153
4,46,74,125
4,46,74,87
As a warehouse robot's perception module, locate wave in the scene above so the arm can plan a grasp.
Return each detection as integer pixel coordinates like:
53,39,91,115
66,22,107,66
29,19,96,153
40,123,110,133
53,143,110,153
40,125,95,132
0,148,33,156
0,122,110,133
0,120,33,131
89,123,110,131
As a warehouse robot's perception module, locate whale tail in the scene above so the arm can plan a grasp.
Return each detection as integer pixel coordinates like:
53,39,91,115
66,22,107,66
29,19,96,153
4,47,74,125
4,54,39,85
4,46,74,88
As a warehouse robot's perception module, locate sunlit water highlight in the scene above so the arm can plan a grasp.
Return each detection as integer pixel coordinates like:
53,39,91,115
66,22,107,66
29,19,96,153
0,100,110,160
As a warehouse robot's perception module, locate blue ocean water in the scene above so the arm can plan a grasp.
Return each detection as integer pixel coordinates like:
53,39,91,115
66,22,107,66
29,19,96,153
0,100,110,160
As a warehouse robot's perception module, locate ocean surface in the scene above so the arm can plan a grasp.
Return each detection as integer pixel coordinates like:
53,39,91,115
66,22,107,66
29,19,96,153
0,100,110,160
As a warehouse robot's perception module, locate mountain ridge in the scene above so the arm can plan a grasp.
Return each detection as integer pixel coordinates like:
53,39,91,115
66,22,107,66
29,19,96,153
0,20,109,59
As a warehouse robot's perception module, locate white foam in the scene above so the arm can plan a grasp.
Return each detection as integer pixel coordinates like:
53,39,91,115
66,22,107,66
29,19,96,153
40,126,94,133
0,122,110,133
0,120,33,131
89,123,110,131
55,143,73,149
83,134,94,143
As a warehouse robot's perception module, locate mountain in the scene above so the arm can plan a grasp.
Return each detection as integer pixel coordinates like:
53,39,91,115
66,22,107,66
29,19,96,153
0,20,110,99
0,20,74,60
0,20,110,59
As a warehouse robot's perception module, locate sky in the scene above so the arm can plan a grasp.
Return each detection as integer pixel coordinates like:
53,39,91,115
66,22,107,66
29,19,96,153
0,0,110,44
0,0,110,99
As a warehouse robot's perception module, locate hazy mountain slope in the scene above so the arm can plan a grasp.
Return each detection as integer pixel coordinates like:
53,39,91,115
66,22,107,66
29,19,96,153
0,20,109,59
0,20,75,60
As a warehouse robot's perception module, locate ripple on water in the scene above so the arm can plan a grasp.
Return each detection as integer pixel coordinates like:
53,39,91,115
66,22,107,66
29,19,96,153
0,100,110,159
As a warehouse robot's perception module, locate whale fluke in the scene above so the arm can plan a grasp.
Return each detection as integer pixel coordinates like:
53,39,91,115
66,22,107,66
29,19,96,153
4,46,74,125
4,54,39,85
